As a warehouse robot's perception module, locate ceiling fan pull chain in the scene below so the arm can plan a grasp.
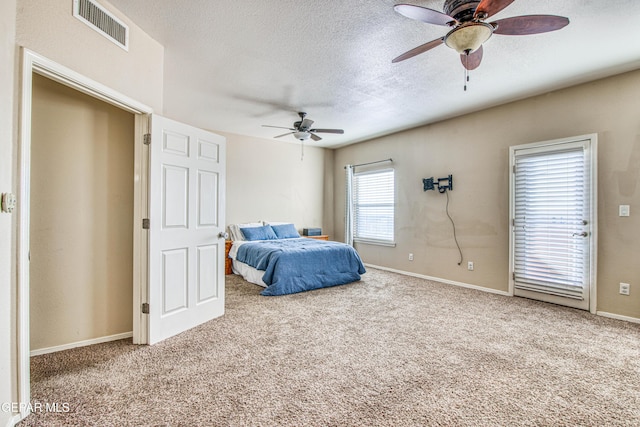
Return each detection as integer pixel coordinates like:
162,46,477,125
464,54,467,91
464,67,468,91
463,51,469,91
301,140,304,161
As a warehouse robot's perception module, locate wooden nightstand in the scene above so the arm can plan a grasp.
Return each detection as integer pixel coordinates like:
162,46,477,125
224,240,233,275
303,235,329,241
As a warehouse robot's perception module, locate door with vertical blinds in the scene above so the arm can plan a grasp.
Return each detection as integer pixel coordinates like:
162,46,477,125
510,136,596,311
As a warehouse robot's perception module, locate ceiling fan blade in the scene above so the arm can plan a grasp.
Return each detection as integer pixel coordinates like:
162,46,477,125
262,125,295,130
461,45,483,70
392,37,444,63
274,132,295,138
394,4,456,26
474,0,514,19
309,133,322,142
493,15,570,35
309,128,344,134
300,118,314,129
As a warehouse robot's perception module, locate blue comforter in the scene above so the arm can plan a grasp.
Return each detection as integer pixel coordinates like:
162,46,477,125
236,238,366,296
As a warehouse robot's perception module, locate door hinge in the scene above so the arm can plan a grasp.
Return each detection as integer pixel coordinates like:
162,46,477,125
142,218,150,229
512,272,516,280
143,133,151,145
142,303,150,314
512,165,516,174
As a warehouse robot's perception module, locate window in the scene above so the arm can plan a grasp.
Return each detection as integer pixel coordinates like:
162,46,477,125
353,168,395,244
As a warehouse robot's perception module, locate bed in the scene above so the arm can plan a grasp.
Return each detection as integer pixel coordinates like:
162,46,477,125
227,222,366,296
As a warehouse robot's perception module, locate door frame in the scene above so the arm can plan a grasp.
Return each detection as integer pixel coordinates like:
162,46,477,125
508,133,598,313
17,49,152,421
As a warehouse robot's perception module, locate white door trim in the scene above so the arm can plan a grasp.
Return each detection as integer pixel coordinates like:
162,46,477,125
17,48,152,422
133,114,151,345
508,133,598,313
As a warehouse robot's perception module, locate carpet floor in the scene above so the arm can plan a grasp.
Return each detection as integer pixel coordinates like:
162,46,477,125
21,268,640,426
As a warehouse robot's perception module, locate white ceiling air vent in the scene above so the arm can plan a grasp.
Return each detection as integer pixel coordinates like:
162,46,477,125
73,0,129,51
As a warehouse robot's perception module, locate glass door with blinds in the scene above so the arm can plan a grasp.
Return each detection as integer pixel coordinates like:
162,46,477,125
509,135,597,311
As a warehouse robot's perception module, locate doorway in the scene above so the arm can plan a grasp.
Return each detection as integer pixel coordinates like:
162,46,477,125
17,49,153,421
509,134,598,312
29,73,135,355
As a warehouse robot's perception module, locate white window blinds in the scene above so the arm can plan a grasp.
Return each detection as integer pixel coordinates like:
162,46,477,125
353,169,395,243
513,144,588,299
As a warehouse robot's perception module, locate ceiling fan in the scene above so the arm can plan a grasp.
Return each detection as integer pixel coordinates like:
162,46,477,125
392,0,569,76
262,112,344,142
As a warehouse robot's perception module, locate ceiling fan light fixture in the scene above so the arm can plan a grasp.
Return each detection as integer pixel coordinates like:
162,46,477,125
444,22,493,54
293,131,311,141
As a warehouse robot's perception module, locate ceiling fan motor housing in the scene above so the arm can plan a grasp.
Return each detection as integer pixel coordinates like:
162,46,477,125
444,0,480,22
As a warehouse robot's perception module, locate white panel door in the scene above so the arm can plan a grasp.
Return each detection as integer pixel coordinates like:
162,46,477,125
148,115,226,344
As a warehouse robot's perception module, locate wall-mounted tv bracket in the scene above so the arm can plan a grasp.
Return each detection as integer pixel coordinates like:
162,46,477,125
423,175,453,193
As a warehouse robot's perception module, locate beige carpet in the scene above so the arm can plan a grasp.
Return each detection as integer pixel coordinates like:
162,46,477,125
22,268,640,426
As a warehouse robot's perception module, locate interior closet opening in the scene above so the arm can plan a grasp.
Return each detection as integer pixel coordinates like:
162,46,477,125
29,73,135,356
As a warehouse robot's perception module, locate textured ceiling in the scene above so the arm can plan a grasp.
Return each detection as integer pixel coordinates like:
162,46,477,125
107,0,640,148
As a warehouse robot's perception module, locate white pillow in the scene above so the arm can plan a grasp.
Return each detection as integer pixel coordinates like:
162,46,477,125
228,222,263,241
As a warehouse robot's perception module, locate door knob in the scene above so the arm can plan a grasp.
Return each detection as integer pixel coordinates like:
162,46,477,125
572,231,588,237
218,231,229,239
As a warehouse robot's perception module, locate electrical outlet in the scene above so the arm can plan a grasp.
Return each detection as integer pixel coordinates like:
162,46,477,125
620,282,630,296
408,253,414,261
619,205,630,217
1,193,16,213
467,261,474,271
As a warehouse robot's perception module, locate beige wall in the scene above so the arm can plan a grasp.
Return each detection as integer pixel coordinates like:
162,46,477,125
335,69,640,320
1,0,17,424
223,131,332,236
30,74,134,351
16,0,164,112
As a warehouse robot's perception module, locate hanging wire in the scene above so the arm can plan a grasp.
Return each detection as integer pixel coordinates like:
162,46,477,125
445,190,463,265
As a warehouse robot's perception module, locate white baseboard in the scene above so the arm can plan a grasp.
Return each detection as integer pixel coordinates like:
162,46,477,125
596,311,640,324
365,264,640,324
364,264,511,297
6,413,24,427
30,332,133,357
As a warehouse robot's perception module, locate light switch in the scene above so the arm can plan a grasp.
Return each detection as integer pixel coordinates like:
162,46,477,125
619,205,630,217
